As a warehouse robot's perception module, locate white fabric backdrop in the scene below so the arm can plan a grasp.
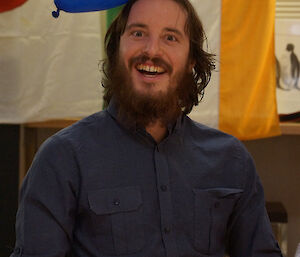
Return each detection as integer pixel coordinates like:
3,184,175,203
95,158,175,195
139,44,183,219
188,0,221,128
0,0,103,123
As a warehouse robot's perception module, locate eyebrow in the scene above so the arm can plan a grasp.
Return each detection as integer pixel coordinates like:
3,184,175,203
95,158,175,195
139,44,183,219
125,23,184,38
164,27,184,38
125,23,147,31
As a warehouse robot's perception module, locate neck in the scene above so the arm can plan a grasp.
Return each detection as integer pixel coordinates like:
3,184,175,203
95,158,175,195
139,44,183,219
146,121,168,143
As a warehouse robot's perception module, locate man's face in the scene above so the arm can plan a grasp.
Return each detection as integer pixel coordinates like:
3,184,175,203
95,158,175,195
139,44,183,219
119,0,192,99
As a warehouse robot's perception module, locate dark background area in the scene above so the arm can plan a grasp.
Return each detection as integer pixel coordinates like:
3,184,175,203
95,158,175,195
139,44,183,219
0,125,19,257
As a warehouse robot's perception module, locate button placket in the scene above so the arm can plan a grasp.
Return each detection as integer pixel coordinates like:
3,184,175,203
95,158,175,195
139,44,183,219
154,147,178,257
164,227,171,234
113,199,120,206
214,201,220,208
160,185,168,192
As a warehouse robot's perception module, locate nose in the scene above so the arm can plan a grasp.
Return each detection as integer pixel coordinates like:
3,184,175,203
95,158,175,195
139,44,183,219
143,36,162,57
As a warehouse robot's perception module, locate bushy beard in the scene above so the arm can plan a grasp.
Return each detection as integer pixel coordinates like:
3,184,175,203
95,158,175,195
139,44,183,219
109,54,195,128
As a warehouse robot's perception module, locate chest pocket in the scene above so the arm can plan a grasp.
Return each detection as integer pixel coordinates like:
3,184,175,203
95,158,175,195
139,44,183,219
88,186,144,255
193,188,243,255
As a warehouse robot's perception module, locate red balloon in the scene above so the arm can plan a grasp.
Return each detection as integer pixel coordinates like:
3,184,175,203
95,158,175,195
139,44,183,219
0,0,28,13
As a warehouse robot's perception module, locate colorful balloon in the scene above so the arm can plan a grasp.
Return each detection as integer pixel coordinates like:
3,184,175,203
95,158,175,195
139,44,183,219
0,0,28,13
53,0,128,17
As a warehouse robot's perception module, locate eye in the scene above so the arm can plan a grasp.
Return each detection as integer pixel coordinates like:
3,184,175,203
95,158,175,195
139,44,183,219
166,34,177,42
132,31,143,37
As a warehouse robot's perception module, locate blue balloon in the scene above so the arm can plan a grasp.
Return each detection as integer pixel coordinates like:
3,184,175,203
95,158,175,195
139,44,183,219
53,0,128,17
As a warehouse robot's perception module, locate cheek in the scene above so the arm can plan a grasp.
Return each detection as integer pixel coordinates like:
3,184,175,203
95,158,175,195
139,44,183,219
120,37,141,55
119,45,139,70
174,55,189,71
170,45,190,68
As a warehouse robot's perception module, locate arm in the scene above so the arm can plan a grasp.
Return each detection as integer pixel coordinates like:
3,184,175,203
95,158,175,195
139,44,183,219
11,135,80,257
227,148,283,257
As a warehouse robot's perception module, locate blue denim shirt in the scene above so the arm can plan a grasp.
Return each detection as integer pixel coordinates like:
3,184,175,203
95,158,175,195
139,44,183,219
11,102,282,257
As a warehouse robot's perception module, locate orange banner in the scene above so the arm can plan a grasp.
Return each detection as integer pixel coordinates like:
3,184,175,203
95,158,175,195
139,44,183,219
219,0,280,140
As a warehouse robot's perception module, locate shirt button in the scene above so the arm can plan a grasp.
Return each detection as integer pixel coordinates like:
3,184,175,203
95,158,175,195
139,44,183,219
113,199,120,206
164,227,171,234
160,185,168,192
214,201,220,208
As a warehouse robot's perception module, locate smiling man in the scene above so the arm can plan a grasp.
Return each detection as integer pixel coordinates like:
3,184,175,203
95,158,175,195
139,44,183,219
11,0,282,257
102,0,213,142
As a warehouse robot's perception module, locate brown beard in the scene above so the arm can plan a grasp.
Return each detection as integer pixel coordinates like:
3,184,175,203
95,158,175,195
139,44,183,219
110,54,195,128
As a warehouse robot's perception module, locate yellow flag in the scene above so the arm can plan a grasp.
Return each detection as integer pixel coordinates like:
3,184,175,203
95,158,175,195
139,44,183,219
219,0,280,140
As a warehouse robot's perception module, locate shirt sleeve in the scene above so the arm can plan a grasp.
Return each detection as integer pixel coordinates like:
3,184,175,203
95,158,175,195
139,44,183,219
226,144,283,257
11,135,80,257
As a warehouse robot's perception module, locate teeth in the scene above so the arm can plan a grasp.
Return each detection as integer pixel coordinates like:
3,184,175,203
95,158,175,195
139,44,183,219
137,64,165,73
157,67,164,73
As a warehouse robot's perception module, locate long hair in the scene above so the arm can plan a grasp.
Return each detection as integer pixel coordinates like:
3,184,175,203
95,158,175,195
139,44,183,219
102,0,215,114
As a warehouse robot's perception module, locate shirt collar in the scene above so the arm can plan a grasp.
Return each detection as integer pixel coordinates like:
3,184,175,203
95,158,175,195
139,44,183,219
107,97,137,131
106,97,119,121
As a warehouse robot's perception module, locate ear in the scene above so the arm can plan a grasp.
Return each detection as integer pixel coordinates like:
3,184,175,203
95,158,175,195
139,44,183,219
53,0,128,17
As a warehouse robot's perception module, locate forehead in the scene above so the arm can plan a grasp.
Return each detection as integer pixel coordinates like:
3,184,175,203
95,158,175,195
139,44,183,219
127,0,187,33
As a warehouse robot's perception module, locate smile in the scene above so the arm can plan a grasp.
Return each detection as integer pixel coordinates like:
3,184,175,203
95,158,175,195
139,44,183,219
136,64,166,76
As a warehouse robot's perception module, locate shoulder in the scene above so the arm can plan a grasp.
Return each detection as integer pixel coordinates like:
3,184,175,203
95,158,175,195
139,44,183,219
183,116,257,190
56,110,111,141
32,110,113,163
184,115,245,153
43,110,115,149
25,111,112,179
183,115,254,175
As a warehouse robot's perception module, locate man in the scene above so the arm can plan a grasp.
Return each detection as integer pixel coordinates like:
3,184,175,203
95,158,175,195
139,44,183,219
11,0,282,256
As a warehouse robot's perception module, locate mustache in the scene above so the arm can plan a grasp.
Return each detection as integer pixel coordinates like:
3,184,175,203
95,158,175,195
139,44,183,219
129,55,173,74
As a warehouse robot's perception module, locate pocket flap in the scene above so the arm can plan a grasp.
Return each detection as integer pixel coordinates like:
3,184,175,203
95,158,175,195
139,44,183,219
193,187,243,198
88,186,142,215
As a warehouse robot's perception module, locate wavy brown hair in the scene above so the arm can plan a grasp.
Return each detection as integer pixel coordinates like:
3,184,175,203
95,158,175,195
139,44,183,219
102,0,215,115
